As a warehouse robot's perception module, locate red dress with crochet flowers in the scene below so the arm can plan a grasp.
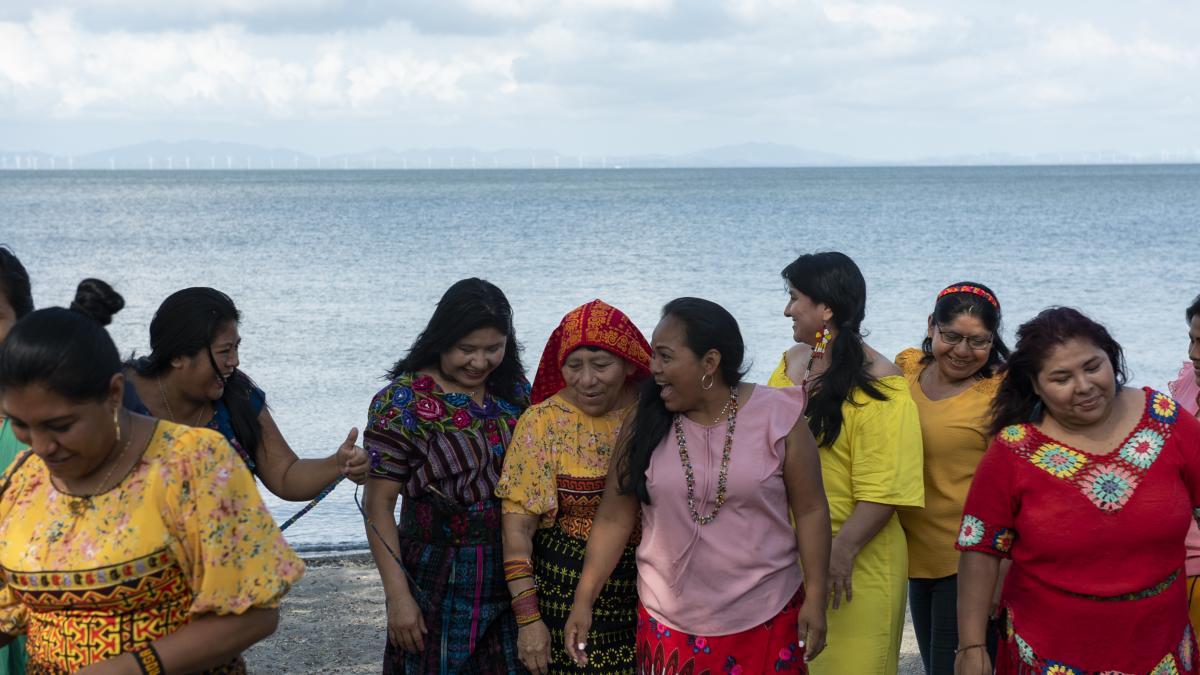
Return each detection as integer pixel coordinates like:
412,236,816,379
958,388,1200,675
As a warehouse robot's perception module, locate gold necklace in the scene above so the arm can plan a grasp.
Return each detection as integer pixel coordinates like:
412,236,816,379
57,409,134,517
158,377,209,426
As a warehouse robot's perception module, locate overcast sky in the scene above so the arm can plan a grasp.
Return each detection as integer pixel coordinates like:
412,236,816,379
1,1,1196,159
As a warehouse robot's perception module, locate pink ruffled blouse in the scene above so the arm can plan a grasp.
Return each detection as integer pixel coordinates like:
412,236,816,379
1170,362,1200,576
636,384,808,636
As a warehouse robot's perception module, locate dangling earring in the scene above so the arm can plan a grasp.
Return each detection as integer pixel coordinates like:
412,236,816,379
112,406,121,444
700,373,714,391
812,326,831,359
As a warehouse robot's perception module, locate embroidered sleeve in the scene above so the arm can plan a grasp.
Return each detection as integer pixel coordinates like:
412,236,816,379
956,437,1019,558
162,427,305,615
365,379,422,483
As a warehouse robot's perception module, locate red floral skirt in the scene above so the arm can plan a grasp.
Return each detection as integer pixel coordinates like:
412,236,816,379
636,588,806,675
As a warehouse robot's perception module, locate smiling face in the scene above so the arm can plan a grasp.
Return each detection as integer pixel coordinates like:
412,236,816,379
928,313,993,383
561,347,636,417
439,326,507,390
649,315,718,413
1032,337,1117,428
784,284,833,345
172,320,240,403
3,378,122,481
1189,314,1200,387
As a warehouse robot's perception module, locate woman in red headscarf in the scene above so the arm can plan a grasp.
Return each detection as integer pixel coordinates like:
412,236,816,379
496,300,651,674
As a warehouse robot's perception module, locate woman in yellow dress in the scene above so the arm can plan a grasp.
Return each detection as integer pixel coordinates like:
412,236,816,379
770,252,924,675
496,299,652,674
0,281,303,674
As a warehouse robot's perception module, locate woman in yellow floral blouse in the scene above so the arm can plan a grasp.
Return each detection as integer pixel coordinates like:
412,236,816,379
0,282,303,674
496,299,651,674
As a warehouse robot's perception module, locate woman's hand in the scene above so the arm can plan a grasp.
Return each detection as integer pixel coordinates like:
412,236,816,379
386,593,427,653
336,427,371,484
517,620,552,674
827,539,856,609
563,602,594,668
796,598,827,662
954,646,991,675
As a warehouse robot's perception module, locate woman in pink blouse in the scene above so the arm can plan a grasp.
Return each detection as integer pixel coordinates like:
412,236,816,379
1172,293,1200,634
563,297,832,674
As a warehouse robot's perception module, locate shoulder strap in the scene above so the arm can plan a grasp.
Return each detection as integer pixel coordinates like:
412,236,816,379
0,449,34,500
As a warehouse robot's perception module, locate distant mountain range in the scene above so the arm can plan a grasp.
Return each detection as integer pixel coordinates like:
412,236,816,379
0,140,1195,170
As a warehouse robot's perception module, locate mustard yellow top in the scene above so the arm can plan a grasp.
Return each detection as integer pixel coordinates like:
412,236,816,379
0,422,304,672
893,348,1001,578
495,393,631,528
768,353,924,527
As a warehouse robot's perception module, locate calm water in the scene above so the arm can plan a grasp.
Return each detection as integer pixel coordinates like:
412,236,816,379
2,166,1196,553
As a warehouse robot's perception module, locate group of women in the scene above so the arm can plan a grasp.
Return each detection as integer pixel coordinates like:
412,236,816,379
0,243,1199,675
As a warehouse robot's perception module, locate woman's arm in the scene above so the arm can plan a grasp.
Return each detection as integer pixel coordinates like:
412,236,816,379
955,551,999,675
564,441,640,667
254,409,370,501
363,477,427,653
76,608,279,674
503,512,551,675
783,418,831,661
828,501,894,608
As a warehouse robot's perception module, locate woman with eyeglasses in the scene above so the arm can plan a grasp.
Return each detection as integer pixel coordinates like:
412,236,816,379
123,288,370,501
894,283,1009,675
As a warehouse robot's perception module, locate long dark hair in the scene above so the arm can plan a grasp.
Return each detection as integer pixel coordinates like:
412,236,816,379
782,252,884,446
129,288,263,460
0,246,34,321
388,278,526,404
1187,294,1200,323
988,306,1128,435
0,280,124,401
617,297,747,504
920,281,1010,378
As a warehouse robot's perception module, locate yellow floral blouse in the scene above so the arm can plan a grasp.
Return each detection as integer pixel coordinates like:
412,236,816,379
0,421,304,673
495,394,631,538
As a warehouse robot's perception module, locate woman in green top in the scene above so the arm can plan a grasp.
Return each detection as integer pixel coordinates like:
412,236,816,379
0,245,32,675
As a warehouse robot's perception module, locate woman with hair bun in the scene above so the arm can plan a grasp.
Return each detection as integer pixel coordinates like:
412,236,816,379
0,245,32,675
123,287,370,501
956,307,1200,675
769,252,925,675
0,280,302,673
895,282,1009,674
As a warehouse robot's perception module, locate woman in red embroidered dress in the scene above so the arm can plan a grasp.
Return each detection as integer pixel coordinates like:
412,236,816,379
955,307,1200,675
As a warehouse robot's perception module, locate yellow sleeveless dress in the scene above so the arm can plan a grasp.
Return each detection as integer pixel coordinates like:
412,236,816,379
769,354,924,675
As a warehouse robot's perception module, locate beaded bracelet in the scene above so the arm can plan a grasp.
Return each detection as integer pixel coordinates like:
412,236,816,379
133,644,165,675
511,587,542,626
503,558,535,583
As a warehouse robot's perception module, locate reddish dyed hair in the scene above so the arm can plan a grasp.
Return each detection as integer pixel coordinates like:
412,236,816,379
988,306,1128,436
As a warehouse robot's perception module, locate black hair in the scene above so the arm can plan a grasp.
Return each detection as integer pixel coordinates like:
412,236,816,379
989,306,1128,435
0,280,125,401
782,252,884,446
1187,294,1200,324
618,297,747,504
920,281,1011,378
129,288,263,461
0,246,33,320
388,278,526,404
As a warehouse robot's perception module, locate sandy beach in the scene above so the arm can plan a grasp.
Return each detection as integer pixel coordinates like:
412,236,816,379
245,554,924,674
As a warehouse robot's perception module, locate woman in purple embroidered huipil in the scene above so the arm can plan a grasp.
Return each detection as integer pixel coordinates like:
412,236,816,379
362,278,530,674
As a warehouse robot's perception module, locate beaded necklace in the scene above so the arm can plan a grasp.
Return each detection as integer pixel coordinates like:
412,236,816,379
673,386,739,525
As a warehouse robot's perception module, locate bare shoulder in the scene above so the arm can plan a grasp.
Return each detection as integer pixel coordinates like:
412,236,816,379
863,343,903,378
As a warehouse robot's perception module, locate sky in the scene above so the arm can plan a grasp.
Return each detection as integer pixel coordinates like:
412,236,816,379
0,1,1197,159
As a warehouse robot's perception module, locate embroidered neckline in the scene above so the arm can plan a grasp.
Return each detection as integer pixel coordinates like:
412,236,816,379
997,388,1180,514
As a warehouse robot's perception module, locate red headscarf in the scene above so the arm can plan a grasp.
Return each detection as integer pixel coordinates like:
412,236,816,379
529,299,652,405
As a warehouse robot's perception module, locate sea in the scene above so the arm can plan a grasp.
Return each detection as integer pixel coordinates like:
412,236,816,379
2,165,1197,555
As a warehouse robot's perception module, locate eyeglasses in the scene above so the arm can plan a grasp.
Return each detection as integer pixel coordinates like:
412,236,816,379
936,326,993,351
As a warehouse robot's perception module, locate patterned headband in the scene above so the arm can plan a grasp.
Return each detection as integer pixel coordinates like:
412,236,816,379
938,284,999,310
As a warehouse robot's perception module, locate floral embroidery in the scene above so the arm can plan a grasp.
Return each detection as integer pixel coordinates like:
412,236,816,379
1045,663,1082,675
1004,607,1191,675
1182,624,1195,671
1151,653,1181,675
958,515,985,547
688,635,711,654
1006,389,1179,514
992,528,1015,552
1015,633,1035,665
1151,392,1180,424
1000,424,1028,445
1118,429,1165,469
1081,466,1136,512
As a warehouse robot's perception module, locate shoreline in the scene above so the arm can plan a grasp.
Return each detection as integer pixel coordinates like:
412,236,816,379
245,554,924,673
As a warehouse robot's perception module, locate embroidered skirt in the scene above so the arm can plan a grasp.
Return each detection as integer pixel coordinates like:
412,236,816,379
385,496,522,675
533,523,637,673
635,589,806,675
